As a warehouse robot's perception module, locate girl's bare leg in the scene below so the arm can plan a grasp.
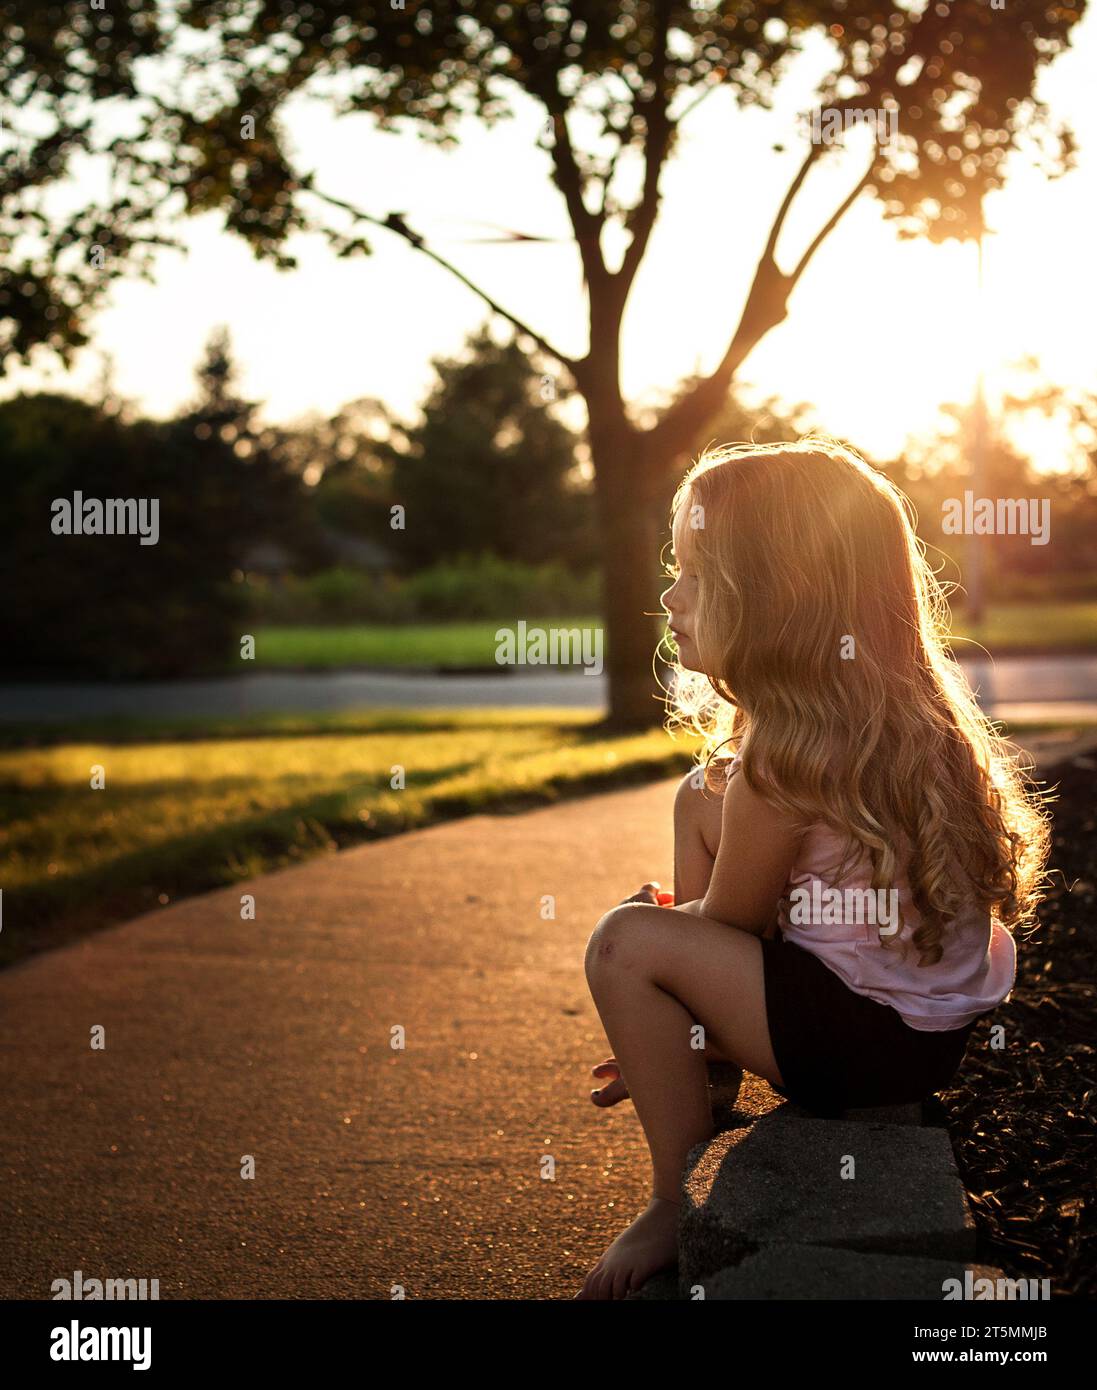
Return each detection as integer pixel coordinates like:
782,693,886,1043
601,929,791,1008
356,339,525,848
590,1037,739,1107
589,770,771,1112
577,904,784,1299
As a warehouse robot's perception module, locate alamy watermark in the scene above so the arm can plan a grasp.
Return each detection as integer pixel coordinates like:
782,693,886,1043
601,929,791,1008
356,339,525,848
786,882,900,935
51,1268,160,1300
51,492,160,546
939,1272,1051,1300
50,1321,152,1371
495,620,603,676
803,106,898,146
941,490,1050,545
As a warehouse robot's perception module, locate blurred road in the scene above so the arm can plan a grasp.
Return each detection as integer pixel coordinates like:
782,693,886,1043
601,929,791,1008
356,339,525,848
2,654,1097,724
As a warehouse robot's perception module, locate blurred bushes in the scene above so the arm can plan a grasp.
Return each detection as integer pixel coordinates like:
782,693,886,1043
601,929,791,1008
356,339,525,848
0,389,314,679
245,555,602,625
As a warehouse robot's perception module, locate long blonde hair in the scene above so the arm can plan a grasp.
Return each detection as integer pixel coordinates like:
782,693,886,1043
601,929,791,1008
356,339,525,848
663,436,1050,964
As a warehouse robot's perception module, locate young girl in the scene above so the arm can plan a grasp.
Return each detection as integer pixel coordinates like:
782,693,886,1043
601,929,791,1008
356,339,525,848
576,437,1050,1300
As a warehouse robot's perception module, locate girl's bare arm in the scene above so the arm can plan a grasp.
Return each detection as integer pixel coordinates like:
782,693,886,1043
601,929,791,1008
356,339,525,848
674,762,791,940
700,768,803,936
672,765,729,904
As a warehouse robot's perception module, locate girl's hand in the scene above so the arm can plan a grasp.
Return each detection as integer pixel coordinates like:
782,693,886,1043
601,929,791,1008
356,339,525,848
618,881,675,907
590,1057,630,1108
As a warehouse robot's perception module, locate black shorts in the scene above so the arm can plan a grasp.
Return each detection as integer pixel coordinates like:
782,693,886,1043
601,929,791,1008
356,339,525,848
760,929,983,1117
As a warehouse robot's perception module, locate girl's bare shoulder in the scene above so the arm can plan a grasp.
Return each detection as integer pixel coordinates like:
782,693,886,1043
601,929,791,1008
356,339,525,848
709,756,739,789
678,756,737,800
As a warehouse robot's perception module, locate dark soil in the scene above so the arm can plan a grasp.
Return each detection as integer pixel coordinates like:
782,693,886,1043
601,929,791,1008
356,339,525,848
941,748,1096,1298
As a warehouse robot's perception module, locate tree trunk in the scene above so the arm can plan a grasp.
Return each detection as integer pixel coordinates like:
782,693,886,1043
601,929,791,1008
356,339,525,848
589,415,668,730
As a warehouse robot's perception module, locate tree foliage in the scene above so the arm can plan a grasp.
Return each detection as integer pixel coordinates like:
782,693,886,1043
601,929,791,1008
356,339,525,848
1,2,1081,366
377,323,596,570
0,331,313,678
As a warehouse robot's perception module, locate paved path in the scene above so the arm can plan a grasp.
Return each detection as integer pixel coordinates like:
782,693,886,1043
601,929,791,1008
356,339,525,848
1,730,1090,1301
2,655,1097,724
0,780,682,1300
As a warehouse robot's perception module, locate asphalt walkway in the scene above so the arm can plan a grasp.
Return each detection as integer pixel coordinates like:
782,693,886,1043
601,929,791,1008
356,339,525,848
0,778,680,1299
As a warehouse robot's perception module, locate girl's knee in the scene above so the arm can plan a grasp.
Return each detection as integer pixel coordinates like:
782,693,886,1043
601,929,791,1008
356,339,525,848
585,904,661,979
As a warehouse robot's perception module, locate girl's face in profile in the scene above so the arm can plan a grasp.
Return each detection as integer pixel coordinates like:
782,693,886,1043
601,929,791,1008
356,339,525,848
660,507,704,673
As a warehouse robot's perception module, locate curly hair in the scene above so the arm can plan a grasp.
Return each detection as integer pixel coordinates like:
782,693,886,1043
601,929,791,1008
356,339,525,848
662,435,1051,965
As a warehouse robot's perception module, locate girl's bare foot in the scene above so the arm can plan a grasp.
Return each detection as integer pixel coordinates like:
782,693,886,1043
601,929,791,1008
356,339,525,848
574,1197,680,1299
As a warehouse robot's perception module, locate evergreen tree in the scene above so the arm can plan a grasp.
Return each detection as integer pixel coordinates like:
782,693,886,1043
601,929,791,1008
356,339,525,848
381,325,596,571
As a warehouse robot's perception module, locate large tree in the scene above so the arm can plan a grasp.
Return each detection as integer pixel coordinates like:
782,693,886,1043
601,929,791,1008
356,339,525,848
1,2,1082,722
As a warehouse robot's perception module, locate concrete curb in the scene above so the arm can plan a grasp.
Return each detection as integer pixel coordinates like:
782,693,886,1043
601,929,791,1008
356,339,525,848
631,1064,1005,1300
696,1246,1008,1300
679,1113,976,1285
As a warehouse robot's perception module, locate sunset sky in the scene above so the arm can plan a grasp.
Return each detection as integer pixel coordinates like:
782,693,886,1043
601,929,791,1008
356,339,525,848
3,11,1096,465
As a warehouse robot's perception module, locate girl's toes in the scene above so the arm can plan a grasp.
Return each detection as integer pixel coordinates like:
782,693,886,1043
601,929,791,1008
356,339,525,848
591,1076,628,1107
575,1262,605,1299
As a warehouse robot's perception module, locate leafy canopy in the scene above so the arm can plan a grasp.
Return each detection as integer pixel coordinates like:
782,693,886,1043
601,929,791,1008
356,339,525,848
1,1,1081,366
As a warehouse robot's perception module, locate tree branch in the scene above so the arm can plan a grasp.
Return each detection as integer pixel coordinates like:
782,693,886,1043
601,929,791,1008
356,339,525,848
544,104,608,291
674,75,721,128
646,145,872,466
790,163,874,285
306,186,580,374
616,0,674,297
763,145,822,267
617,105,673,296
598,135,626,220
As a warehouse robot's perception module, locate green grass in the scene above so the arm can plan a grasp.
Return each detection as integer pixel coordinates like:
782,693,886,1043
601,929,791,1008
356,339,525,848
4,706,1093,973
952,601,1097,653
249,602,1097,670
0,709,700,970
251,618,604,669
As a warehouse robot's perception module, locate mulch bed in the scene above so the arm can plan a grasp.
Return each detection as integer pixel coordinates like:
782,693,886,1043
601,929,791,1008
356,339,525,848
939,748,1096,1298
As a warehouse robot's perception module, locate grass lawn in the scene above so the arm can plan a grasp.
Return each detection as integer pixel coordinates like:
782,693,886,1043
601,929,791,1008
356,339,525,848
251,618,607,670
250,602,1097,670
3,708,1089,972
955,601,1097,652
0,709,702,969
